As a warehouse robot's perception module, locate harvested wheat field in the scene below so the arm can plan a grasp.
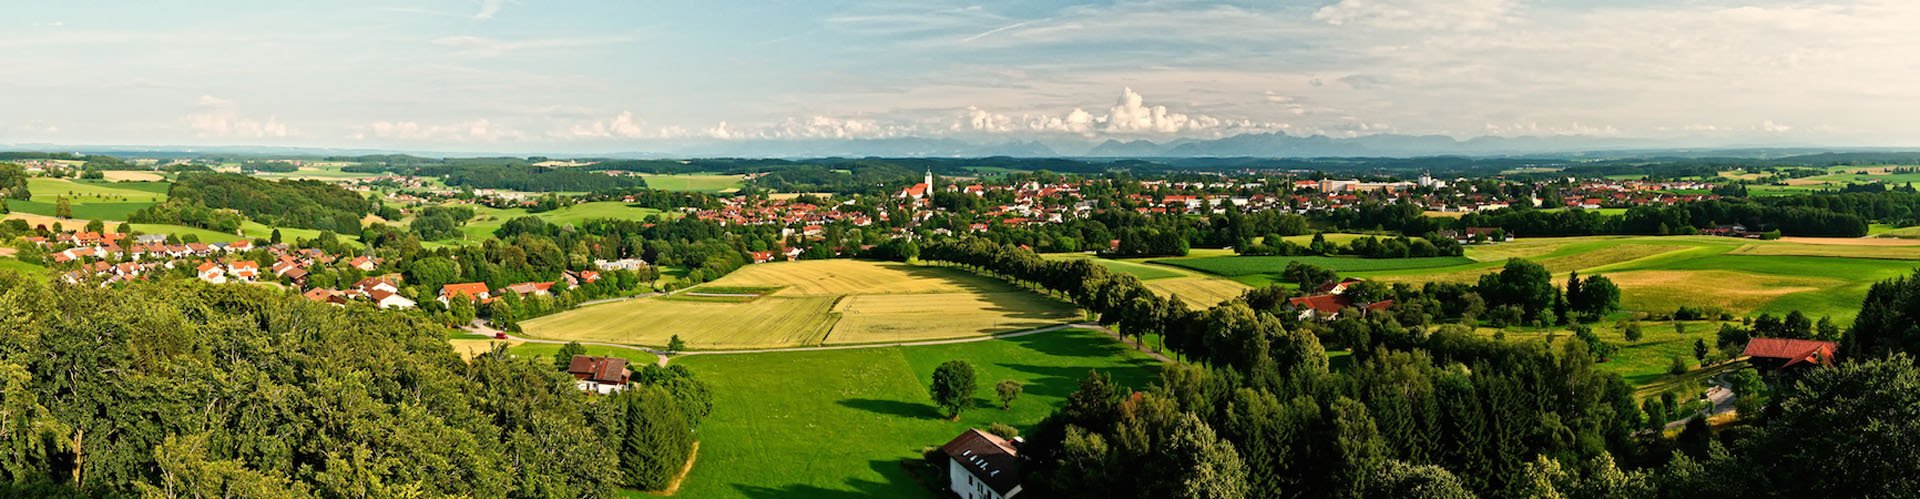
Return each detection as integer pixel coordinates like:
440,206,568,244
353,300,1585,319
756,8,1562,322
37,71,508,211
1145,277,1251,308
519,260,1078,349
1609,270,1842,315
1729,242,1920,260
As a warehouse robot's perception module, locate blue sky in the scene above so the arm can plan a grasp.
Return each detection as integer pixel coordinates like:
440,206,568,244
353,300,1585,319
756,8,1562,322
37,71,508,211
3,0,1918,152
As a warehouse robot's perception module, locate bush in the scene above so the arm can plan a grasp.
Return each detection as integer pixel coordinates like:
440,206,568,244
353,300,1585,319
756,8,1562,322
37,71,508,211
1668,355,1690,375
987,422,1020,440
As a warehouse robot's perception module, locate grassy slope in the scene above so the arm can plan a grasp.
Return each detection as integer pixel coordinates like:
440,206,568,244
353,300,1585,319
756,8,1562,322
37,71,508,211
665,329,1161,498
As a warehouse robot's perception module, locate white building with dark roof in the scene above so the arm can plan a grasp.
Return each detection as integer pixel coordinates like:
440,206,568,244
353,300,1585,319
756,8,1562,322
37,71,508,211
941,428,1022,499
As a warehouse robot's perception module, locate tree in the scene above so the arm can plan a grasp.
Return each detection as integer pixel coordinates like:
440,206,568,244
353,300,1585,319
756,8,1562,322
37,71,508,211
666,335,687,353
1668,356,1689,375
84,219,103,233
1730,355,1920,496
619,387,694,491
1623,321,1644,342
1693,338,1710,365
1569,274,1621,319
929,360,977,419
1476,259,1557,321
1368,460,1475,499
995,379,1024,410
554,341,586,371
1166,413,1249,499
270,228,283,244
54,196,70,219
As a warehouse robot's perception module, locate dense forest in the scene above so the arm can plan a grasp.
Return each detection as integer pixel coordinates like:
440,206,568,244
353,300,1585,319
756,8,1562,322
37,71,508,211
345,160,650,193
0,271,707,496
130,173,372,235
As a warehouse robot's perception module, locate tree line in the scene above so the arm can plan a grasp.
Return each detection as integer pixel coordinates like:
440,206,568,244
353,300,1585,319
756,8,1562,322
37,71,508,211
0,271,704,496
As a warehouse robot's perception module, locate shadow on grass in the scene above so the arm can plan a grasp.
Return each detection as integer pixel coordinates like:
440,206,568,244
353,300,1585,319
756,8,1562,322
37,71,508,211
732,459,934,499
838,398,942,420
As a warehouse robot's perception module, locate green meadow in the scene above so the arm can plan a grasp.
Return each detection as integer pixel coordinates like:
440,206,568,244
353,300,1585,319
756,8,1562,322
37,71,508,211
504,329,1160,498
636,173,745,193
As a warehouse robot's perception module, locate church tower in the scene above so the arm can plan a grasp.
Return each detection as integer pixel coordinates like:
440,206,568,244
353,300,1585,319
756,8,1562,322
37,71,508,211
925,168,933,193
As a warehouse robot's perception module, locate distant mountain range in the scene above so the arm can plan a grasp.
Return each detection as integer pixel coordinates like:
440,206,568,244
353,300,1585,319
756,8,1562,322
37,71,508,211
0,132,1895,160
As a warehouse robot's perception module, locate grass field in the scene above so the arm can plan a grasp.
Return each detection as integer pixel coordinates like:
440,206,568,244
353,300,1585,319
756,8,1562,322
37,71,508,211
661,329,1161,498
1040,253,1186,280
128,224,245,243
520,260,1080,349
11,178,170,221
1153,254,1475,287
637,174,745,193
1155,235,1920,322
1042,253,1249,307
449,202,675,243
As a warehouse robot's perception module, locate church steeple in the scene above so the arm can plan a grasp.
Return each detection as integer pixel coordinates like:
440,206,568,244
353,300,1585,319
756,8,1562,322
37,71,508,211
925,168,933,192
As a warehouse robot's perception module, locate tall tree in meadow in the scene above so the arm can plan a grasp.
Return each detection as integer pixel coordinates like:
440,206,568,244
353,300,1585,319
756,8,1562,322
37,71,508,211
929,360,978,419
619,387,694,491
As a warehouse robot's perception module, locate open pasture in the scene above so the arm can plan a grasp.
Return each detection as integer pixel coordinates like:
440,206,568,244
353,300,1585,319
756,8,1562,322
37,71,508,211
519,260,1079,349
657,328,1160,498
636,173,745,193
1041,253,1187,280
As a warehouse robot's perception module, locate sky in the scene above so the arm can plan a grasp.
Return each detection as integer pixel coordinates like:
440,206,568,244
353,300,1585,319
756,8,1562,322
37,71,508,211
2,0,1919,153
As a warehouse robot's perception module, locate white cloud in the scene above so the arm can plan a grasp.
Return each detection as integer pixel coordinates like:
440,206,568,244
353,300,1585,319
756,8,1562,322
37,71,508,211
351,119,523,143
1761,120,1793,133
1313,0,1517,31
432,35,635,57
187,95,293,139
950,88,1280,137
474,0,504,21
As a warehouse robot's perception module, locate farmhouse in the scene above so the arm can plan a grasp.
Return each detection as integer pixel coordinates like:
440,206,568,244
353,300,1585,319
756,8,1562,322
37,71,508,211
564,355,631,395
195,262,226,284
1288,293,1393,321
941,429,1022,499
1742,338,1838,371
440,282,492,304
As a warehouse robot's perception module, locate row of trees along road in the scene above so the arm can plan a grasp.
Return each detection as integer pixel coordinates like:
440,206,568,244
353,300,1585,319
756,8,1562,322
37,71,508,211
916,238,1920,498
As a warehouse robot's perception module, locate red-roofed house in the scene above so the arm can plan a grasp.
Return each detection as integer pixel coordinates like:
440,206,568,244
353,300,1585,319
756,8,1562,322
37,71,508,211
228,261,259,281
439,282,492,304
565,355,631,395
196,261,227,284
1287,294,1393,321
1742,338,1839,371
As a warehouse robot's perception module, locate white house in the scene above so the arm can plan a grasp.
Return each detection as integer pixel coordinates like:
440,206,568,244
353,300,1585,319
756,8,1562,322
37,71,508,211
195,262,227,284
941,429,1022,499
565,355,630,395
368,289,416,310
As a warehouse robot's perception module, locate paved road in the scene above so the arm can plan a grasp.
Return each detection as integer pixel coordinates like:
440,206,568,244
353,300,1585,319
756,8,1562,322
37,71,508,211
1663,375,1738,431
466,320,1161,367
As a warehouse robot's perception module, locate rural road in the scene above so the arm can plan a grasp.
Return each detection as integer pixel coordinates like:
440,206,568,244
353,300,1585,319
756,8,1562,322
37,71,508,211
465,320,1165,367
1663,376,1738,431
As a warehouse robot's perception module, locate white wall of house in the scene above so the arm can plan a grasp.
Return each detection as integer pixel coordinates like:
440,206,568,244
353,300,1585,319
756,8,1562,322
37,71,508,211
948,458,1007,499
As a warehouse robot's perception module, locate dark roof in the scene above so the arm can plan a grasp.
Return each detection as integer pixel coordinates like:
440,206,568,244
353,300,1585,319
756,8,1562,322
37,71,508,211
1742,338,1838,368
565,355,631,385
941,429,1021,496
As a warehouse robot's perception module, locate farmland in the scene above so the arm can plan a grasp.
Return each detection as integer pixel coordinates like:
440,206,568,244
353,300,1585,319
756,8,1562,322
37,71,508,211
518,260,1080,349
1042,252,1250,307
657,328,1159,498
447,202,676,243
10,178,169,221
636,173,745,193
1154,235,1920,323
